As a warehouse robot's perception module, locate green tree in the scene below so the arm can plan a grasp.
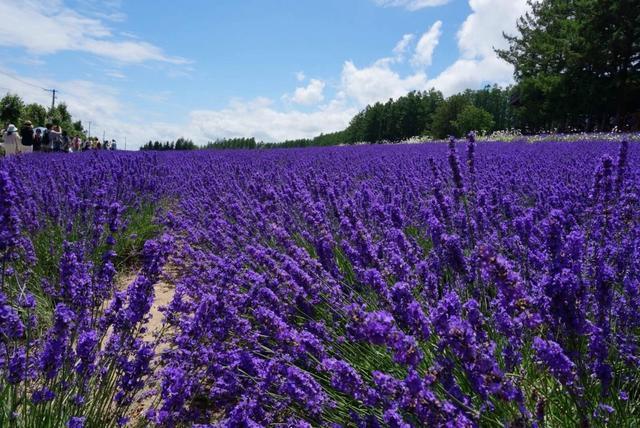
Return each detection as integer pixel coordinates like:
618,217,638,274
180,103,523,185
452,105,495,136
431,94,471,138
497,0,640,131
72,120,85,136
23,103,47,127
464,85,515,131
50,103,74,131
0,94,25,128
419,89,445,136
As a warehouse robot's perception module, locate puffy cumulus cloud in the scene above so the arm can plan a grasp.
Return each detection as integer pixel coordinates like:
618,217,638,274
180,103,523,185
426,55,513,96
340,60,428,106
188,98,358,142
457,0,530,59
285,78,326,105
0,0,186,64
425,0,531,96
172,27,441,142
393,34,415,57
373,0,451,11
411,21,442,67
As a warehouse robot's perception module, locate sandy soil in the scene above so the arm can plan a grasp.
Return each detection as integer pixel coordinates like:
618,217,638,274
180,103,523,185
114,270,176,421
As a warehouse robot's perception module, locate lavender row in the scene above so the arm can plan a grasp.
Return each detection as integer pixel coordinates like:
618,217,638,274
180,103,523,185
1,139,639,427
152,139,639,426
0,152,172,427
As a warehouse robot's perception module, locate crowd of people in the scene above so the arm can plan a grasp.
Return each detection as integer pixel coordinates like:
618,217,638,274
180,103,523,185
1,121,117,155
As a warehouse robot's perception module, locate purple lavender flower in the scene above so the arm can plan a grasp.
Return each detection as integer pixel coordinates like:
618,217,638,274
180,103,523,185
383,406,411,428
532,337,577,386
5,135,640,426
0,292,24,339
0,170,22,259
39,303,75,379
321,358,365,399
448,137,465,192
615,140,628,193
6,346,26,384
32,386,55,404
279,365,329,416
75,329,99,375
67,416,86,428
466,133,476,178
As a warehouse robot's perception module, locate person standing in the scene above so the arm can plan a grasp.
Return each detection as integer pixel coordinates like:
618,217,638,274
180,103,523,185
61,131,70,153
33,128,43,152
19,121,34,154
50,125,62,152
42,124,53,152
72,136,80,152
2,124,22,155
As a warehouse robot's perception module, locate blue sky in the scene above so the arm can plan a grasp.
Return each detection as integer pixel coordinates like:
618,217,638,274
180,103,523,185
0,0,530,148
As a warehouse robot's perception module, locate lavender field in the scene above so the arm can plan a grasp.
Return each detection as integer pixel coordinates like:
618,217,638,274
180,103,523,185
1,138,639,427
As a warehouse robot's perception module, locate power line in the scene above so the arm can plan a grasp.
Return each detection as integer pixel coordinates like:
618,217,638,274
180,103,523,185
0,69,51,92
0,70,59,109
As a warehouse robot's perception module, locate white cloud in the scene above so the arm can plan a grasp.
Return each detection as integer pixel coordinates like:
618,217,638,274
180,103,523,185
0,0,186,64
411,21,442,67
295,71,306,82
393,34,415,57
340,60,428,106
457,0,530,59
286,78,326,105
374,0,451,11
425,0,530,96
426,55,513,96
188,98,357,142
106,70,126,79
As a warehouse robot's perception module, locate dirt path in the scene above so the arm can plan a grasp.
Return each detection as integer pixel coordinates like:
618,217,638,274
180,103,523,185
144,278,175,342
115,270,176,420
114,271,175,341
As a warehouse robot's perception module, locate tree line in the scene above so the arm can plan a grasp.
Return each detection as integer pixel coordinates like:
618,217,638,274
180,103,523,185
140,138,198,151
140,137,259,151
198,86,515,150
0,94,86,137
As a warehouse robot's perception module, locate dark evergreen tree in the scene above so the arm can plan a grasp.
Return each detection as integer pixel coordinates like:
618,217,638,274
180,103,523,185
497,0,640,131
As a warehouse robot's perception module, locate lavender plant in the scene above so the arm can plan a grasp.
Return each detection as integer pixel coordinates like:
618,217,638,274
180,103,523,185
1,138,639,427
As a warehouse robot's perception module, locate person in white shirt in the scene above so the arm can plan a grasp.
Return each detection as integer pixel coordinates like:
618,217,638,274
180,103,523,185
2,124,23,155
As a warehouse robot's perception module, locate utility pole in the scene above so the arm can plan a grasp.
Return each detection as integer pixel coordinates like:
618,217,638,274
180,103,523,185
43,88,57,122
45,89,57,111
87,121,92,139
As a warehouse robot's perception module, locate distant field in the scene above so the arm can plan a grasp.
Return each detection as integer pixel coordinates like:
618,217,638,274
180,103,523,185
0,137,638,427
